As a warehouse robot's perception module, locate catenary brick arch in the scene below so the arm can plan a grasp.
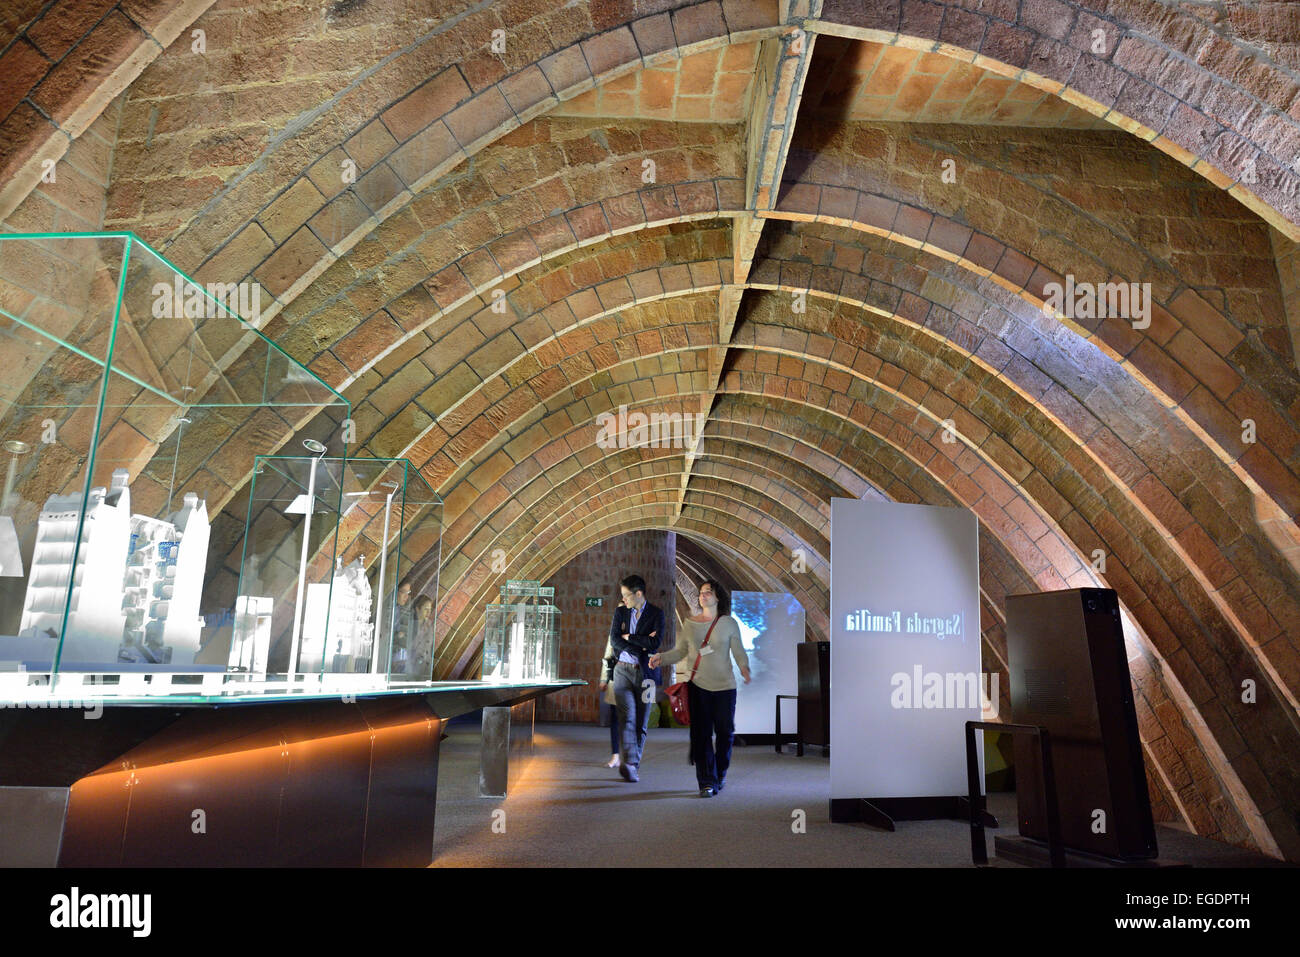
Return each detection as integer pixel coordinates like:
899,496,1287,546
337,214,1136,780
141,125,1299,600
178,204,1294,665
69,0,1300,285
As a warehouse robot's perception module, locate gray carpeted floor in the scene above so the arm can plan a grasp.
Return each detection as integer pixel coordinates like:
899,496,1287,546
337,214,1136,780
429,721,1283,868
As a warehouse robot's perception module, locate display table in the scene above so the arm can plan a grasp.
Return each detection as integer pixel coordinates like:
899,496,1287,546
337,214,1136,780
0,680,580,867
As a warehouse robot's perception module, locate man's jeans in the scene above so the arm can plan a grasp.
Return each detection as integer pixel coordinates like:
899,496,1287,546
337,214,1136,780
613,662,651,770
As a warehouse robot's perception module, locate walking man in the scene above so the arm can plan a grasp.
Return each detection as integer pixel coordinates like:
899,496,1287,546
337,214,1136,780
609,574,664,782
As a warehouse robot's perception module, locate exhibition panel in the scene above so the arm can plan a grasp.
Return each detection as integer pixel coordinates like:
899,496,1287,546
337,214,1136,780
829,498,985,824
730,590,804,735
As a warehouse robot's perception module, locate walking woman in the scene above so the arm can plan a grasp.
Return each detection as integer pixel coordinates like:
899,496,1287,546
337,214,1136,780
649,580,750,797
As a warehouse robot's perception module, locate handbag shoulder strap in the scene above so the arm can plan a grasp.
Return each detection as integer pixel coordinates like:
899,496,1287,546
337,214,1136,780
689,616,722,677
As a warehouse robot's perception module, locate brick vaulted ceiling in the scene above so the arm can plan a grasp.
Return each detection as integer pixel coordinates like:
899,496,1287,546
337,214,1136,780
3,0,1300,857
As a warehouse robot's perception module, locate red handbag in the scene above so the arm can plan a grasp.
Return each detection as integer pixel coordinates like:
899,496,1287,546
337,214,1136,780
664,617,720,727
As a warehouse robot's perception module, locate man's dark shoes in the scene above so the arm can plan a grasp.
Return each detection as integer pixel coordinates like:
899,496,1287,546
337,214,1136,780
715,778,725,792
699,786,715,797
620,763,639,782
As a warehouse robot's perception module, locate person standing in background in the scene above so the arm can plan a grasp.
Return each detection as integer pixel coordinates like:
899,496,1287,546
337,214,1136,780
410,594,435,679
384,576,415,675
599,634,620,767
608,574,663,782
650,579,749,797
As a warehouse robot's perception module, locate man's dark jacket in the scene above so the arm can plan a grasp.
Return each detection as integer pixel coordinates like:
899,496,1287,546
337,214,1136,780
607,601,665,679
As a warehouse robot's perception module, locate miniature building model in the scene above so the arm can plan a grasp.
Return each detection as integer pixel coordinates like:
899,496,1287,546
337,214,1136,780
299,556,375,673
19,470,132,664
12,470,211,669
229,596,273,674
120,492,210,666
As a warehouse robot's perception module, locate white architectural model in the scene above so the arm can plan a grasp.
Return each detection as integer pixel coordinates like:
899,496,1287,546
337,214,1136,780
120,492,210,665
508,618,526,682
229,595,273,674
10,469,212,669
482,584,560,682
299,556,375,674
19,470,132,663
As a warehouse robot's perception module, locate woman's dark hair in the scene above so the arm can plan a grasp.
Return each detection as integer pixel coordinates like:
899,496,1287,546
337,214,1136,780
701,579,730,616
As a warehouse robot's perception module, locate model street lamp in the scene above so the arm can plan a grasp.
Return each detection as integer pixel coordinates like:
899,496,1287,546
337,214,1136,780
0,440,30,576
371,479,400,675
285,438,328,679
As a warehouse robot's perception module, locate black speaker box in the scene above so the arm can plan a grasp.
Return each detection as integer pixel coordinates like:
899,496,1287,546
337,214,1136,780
796,640,829,747
1006,588,1157,860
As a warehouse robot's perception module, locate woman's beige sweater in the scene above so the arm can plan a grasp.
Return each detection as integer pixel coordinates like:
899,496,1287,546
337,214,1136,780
658,615,748,691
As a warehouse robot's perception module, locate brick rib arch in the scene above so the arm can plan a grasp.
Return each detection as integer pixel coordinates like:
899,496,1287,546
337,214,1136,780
763,173,1300,528
426,390,1044,661
241,208,1289,696
72,1,1299,491
165,163,1300,624
91,0,1300,311
814,0,1300,235
123,138,1296,572
428,402,1046,657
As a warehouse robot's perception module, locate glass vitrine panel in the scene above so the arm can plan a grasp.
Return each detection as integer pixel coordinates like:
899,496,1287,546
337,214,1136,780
0,232,349,698
482,579,560,681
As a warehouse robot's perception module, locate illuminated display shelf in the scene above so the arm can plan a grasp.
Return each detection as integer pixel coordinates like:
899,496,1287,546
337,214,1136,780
0,674,582,706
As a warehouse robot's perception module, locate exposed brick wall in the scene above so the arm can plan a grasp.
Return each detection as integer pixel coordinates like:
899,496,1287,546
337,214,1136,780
0,0,214,224
1271,227,1300,369
535,529,677,723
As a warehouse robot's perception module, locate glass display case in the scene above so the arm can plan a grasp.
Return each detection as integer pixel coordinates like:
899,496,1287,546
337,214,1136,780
483,579,560,682
231,455,442,687
0,231,362,699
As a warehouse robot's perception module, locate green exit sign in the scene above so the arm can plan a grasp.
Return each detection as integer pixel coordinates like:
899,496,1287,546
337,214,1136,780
585,597,604,607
